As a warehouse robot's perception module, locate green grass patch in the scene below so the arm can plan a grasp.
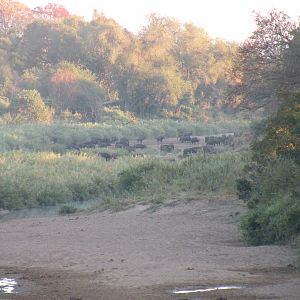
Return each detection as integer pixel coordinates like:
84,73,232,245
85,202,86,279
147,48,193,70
0,151,248,211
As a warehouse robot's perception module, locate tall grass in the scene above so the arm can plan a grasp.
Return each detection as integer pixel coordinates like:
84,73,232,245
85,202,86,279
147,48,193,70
0,151,248,210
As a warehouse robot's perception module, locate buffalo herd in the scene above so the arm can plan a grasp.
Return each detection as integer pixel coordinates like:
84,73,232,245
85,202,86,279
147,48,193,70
66,132,234,161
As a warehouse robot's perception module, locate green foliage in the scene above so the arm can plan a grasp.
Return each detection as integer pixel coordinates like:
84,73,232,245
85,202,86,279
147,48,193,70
252,94,300,163
103,106,137,123
227,12,300,248
0,151,247,211
0,0,239,119
11,89,54,123
238,95,300,245
20,19,84,68
241,194,300,245
59,204,77,215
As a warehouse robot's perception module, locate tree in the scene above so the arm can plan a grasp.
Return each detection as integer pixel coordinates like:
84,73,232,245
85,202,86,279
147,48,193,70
12,89,53,123
33,3,70,20
0,0,32,37
19,18,84,69
281,27,300,94
229,10,296,110
79,11,134,101
48,62,106,121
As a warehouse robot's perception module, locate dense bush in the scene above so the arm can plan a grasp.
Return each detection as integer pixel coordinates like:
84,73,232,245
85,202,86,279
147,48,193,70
241,195,300,245
59,204,77,215
239,94,300,245
11,89,54,123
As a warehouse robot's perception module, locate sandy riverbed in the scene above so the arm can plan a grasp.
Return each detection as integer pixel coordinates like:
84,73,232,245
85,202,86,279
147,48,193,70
0,196,299,299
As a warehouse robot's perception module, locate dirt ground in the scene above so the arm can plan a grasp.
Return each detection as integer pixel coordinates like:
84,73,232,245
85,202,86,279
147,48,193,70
0,196,299,300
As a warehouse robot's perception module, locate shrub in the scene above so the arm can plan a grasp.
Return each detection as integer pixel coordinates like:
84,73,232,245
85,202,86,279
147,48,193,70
241,194,300,245
59,204,77,215
11,89,54,123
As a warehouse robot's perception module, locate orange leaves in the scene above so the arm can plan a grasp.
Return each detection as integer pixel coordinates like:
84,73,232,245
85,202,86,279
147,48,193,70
51,69,78,84
0,0,33,36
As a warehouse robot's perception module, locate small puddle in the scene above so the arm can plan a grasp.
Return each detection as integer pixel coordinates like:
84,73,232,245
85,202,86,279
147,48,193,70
173,285,242,294
0,278,18,294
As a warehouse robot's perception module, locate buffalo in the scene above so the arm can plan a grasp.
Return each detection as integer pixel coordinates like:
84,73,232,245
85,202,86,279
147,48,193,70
179,134,192,143
99,152,117,161
190,137,200,144
183,147,202,156
156,136,165,143
136,137,145,143
134,144,147,149
160,144,175,152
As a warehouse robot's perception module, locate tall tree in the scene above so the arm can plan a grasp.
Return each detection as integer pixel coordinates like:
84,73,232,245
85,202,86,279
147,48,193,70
19,18,84,69
11,89,53,123
48,62,105,121
229,10,296,110
80,11,133,100
0,0,32,37
33,3,70,20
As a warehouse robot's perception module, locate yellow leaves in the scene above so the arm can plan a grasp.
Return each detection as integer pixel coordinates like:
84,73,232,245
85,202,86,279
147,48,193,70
77,152,90,161
275,127,289,134
283,143,296,150
0,155,5,164
36,152,60,161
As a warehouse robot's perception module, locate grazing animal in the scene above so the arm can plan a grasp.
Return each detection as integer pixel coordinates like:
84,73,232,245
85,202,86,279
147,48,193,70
205,136,222,146
160,144,175,152
68,138,113,150
125,145,136,152
205,134,234,147
179,135,192,143
183,147,202,156
156,135,165,143
115,137,130,148
66,144,81,151
115,143,124,148
134,143,147,149
132,153,145,158
119,137,130,146
99,152,117,161
136,137,145,143
190,137,200,144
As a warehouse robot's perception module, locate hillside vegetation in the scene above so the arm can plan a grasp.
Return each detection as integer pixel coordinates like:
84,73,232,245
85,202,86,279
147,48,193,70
0,1,238,121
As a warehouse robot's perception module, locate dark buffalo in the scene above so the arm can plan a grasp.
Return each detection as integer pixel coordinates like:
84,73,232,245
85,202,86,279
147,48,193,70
125,145,136,152
115,137,130,148
156,136,165,143
179,135,192,143
190,137,200,144
99,152,117,161
66,144,81,151
132,153,145,158
183,147,202,156
136,137,145,143
160,144,175,152
119,137,130,146
205,135,233,146
134,144,147,149
205,136,222,146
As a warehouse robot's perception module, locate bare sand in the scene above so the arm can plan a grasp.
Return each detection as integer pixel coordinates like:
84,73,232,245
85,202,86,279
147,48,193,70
0,196,299,299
